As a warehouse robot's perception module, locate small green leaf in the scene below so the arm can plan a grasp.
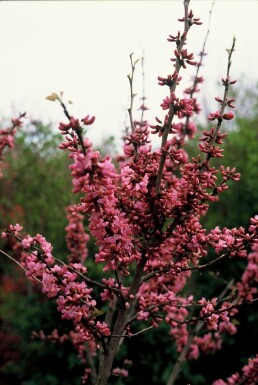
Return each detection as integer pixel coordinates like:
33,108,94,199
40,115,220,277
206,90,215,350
91,308,104,318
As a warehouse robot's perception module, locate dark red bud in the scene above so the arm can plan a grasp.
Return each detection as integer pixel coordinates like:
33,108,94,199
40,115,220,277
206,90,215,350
222,111,234,120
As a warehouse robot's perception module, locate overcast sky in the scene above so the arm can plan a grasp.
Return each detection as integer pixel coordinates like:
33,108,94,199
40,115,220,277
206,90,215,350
1,1,258,146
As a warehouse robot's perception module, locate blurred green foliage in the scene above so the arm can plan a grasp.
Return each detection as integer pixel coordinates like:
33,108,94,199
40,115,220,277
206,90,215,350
0,121,74,254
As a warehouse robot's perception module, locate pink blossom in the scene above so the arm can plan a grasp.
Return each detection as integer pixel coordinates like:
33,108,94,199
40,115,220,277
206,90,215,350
22,236,34,249
81,115,95,125
137,310,150,321
42,272,60,298
112,368,129,377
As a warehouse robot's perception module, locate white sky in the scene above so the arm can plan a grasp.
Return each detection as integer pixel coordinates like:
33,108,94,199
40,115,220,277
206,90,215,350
0,0,258,146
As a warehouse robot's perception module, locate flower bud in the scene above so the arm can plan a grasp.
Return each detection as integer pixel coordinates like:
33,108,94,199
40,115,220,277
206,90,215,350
222,111,234,120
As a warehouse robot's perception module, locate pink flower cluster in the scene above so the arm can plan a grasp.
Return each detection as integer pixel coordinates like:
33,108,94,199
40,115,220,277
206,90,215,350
112,367,129,377
213,354,258,385
65,204,89,263
1,225,111,343
58,116,140,273
237,241,258,302
0,114,25,177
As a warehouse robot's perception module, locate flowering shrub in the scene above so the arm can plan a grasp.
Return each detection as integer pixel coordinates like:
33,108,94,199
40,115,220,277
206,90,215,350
1,1,257,385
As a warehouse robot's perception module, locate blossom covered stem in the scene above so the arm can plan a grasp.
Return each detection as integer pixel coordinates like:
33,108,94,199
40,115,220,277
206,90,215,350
205,36,236,160
127,53,137,135
155,0,191,194
183,0,214,136
60,100,87,155
166,277,235,385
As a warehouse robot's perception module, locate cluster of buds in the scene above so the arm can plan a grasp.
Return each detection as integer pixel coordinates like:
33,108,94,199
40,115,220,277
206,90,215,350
65,205,90,264
158,70,182,87
171,48,197,68
167,30,186,46
178,9,202,27
0,113,25,177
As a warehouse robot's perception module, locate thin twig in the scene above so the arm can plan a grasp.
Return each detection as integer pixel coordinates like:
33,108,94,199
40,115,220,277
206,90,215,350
205,36,236,159
141,250,228,283
183,0,215,136
84,342,97,385
140,53,147,125
111,325,153,339
3,232,122,295
59,100,86,155
0,249,42,285
127,53,138,135
166,276,234,385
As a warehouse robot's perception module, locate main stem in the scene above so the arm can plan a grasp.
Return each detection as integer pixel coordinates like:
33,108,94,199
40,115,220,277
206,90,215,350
96,259,146,385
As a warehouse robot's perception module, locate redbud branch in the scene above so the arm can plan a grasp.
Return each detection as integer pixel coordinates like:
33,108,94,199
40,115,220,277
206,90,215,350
205,36,236,160
8,112,26,132
114,271,126,301
127,53,137,135
183,297,258,325
184,251,229,271
75,128,86,155
166,331,195,385
155,0,191,195
140,53,146,125
149,297,258,327
52,255,121,295
141,249,226,283
235,376,249,385
105,297,118,329
127,53,140,161
0,249,108,348
111,325,153,339
59,100,86,155
0,113,26,162
185,233,255,273
3,232,122,295
126,302,171,325
128,257,147,300
167,278,234,385
192,0,214,94
0,249,42,285
218,278,236,300
127,291,236,328
183,0,190,31
84,342,97,384
60,100,71,120
142,229,254,283
183,0,214,136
